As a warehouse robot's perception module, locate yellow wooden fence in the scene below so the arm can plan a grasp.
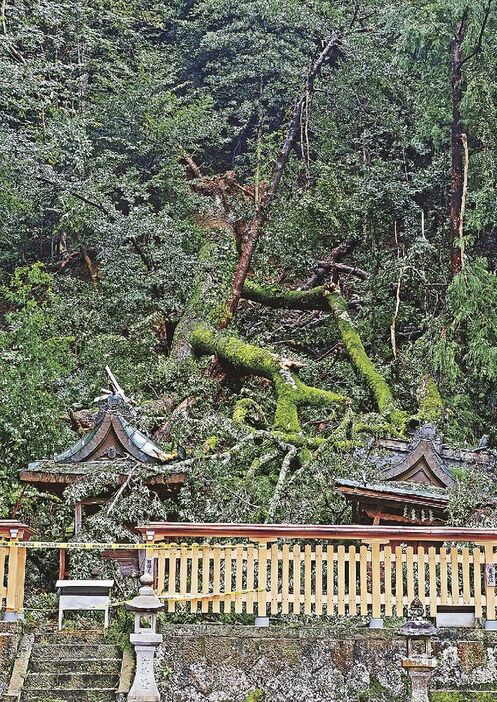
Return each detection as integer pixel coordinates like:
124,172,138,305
139,524,497,621
2,520,497,623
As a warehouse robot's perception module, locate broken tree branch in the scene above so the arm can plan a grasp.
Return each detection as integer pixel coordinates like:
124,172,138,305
222,34,344,325
266,445,298,522
303,239,358,288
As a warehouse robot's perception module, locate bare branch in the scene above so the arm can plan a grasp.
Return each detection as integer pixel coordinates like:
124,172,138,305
461,0,492,66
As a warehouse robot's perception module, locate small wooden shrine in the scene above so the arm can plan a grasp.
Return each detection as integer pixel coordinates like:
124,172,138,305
335,424,495,526
20,374,185,574
21,394,184,524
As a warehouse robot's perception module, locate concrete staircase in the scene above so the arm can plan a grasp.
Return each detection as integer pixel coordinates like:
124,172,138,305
19,631,123,702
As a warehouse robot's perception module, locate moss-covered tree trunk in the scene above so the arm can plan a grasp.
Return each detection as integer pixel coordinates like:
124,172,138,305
171,211,406,441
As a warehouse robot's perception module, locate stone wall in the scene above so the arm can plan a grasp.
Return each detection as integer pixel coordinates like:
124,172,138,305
157,624,497,702
0,623,21,695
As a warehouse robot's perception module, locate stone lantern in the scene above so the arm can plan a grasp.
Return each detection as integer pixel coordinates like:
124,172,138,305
399,597,438,702
126,572,164,702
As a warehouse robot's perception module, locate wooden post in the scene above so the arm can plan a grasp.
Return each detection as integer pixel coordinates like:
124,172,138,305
15,546,27,614
484,544,496,628
58,548,67,580
371,541,382,624
4,544,20,620
256,540,268,622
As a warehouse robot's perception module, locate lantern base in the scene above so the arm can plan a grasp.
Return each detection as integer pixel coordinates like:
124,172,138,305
401,656,438,702
128,633,163,702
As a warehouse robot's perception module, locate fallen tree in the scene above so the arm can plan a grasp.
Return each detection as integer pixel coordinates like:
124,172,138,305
169,25,408,444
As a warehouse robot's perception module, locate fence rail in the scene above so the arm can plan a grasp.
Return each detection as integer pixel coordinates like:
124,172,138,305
139,523,497,621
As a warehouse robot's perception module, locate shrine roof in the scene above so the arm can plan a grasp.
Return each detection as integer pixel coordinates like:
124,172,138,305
21,393,186,492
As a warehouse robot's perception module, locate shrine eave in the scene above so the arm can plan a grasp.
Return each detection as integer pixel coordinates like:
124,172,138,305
20,459,185,494
335,478,450,508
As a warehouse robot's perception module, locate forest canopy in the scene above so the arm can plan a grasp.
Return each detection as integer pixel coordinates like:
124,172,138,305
2,0,497,537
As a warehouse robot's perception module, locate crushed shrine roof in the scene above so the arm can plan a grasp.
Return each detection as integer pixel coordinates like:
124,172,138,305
20,395,184,493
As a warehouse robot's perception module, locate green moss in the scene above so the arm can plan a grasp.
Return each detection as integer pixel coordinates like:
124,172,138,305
243,281,406,430
203,435,218,452
358,675,390,701
243,280,328,310
191,323,348,433
233,398,267,427
325,291,407,430
245,690,265,702
417,376,444,424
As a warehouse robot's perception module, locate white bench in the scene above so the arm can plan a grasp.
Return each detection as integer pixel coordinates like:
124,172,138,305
56,579,114,630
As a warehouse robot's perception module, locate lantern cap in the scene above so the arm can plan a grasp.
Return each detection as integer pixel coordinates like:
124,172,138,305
125,572,164,612
399,597,437,637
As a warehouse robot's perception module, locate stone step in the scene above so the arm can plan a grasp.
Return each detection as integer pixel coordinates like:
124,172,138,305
24,672,119,690
21,689,116,702
31,644,120,661
34,630,108,646
430,695,497,702
30,657,121,674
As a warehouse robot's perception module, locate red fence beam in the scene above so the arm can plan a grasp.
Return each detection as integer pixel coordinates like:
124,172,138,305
137,522,497,543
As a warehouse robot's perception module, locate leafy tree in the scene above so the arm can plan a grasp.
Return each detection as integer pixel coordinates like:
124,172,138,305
0,265,74,514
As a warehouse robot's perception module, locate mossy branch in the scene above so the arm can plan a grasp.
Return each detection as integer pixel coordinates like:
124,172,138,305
243,280,407,429
190,324,349,433
243,279,329,310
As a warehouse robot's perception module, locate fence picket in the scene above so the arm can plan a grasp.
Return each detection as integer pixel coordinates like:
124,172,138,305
271,543,279,615
428,547,437,617
326,545,334,615
461,548,470,605
167,545,178,613
235,545,244,614
224,547,233,614
473,547,483,619
384,546,392,617
293,545,301,615
315,545,323,616
304,544,312,615
440,548,448,605
348,545,357,616
282,544,290,615
190,544,199,612
201,546,211,614
417,546,425,606
395,546,403,617
360,545,368,616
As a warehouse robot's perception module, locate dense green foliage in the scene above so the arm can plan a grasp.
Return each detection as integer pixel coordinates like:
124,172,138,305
2,0,497,537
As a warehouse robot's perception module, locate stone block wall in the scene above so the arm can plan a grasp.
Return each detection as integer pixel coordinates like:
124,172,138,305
0,623,21,695
156,624,497,702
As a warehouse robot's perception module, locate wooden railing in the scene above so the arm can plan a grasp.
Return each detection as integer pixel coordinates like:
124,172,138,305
0,521,31,619
138,523,497,621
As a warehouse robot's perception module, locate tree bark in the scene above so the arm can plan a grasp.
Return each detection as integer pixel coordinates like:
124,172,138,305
449,9,468,277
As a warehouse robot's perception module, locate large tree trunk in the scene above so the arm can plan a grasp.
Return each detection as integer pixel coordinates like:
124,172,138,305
449,10,468,278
